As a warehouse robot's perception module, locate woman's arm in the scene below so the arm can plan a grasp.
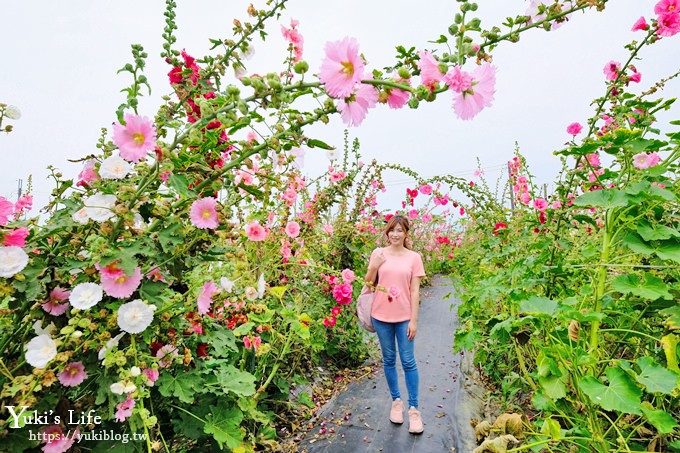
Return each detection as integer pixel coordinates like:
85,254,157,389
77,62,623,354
407,275,422,340
364,248,385,286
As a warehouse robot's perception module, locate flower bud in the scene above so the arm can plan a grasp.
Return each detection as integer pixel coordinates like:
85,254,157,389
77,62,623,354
71,330,83,339
240,76,252,86
78,318,91,328
293,61,309,74
397,66,410,79
408,97,420,109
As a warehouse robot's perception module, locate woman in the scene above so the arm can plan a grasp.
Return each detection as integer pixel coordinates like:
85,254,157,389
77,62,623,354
364,214,426,434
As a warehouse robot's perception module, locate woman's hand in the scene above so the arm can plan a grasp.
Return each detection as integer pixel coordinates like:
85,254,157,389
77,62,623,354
407,320,417,341
370,249,386,270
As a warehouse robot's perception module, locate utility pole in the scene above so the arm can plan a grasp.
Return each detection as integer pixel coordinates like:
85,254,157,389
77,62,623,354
17,179,22,200
507,162,515,211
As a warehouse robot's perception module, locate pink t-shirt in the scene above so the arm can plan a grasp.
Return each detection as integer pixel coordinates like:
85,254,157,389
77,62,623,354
369,247,426,323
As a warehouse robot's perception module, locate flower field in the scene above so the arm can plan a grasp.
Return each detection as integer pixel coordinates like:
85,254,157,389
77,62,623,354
1,0,679,452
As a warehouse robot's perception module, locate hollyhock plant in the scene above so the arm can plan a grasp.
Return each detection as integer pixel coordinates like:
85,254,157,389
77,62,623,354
58,362,88,387
14,194,33,216
631,16,649,31
25,334,57,368
143,368,159,384
386,78,411,109
99,154,132,180
69,282,103,310
43,288,70,316
337,82,379,127
445,63,497,120
198,280,219,314
657,11,680,36
633,152,663,169
341,269,355,283
115,395,136,422
113,114,157,163
0,196,14,226
101,266,143,299
534,198,549,211
628,72,642,83
40,425,76,453
323,316,337,328
117,299,155,334
76,159,100,188
83,192,117,222
3,226,29,247
281,19,304,62
417,51,444,90
566,122,583,135
332,282,353,305
603,61,621,81
419,184,432,195
0,246,29,278
189,197,219,229
285,221,301,238
318,37,365,99
655,0,679,15
220,277,235,293
245,221,267,241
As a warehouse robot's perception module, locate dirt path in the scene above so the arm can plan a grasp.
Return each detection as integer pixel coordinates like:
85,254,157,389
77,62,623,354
298,275,486,453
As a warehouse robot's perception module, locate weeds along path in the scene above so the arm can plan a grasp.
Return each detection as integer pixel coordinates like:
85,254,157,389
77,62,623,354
298,275,485,453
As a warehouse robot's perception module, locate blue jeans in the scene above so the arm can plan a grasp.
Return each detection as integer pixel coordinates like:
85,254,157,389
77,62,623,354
371,317,419,409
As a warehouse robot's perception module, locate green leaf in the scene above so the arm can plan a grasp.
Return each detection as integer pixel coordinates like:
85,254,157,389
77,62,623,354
611,273,672,300
540,418,561,440
232,321,254,337
213,365,256,397
168,174,197,198
139,280,168,305
579,367,642,415
158,220,185,251
641,403,679,435
623,232,655,256
290,320,310,340
636,357,679,394
574,189,629,209
238,397,271,424
306,139,334,150
637,221,680,241
206,327,238,356
157,372,198,403
660,306,680,331
203,405,243,449
519,296,557,316
539,374,567,400
296,392,315,408
269,286,286,300
656,240,680,263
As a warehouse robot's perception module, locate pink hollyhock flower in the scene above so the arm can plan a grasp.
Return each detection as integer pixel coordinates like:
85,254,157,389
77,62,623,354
189,197,219,229
112,114,157,163
519,192,532,205
14,195,33,216
43,287,70,316
198,280,219,314
422,213,433,223
101,267,143,299
76,159,100,188
323,316,337,328
0,197,14,226
323,224,334,235
143,368,159,384
318,37,365,99
586,153,601,167
633,152,663,169
443,66,473,93
285,221,301,238
655,0,680,15
281,19,304,62
603,61,621,81
156,344,179,368
341,269,355,283
332,282,353,305
417,51,444,90
252,336,262,351
493,222,507,235
387,78,411,109
533,198,549,211
337,82,379,127
243,336,252,350
245,221,267,241
58,362,88,387
447,63,496,120
331,306,342,316
566,122,583,135
631,16,649,31
115,395,135,422
408,209,419,219
419,184,433,195
657,11,680,36
629,72,642,83
3,226,29,247
40,425,76,453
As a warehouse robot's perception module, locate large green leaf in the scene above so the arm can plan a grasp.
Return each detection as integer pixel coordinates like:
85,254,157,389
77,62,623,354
611,273,672,300
637,221,680,241
573,189,629,209
206,327,238,356
656,240,680,263
539,374,567,400
623,232,655,255
214,364,256,397
636,357,679,395
660,306,680,331
157,372,198,403
203,405,243,449
641,403,679,435
519,296,557,316
579,367,642,415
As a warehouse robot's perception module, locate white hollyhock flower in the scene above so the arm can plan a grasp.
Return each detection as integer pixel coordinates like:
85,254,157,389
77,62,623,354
83,192,117,222
25,334,57,368
326,149,338,161
99,155,132,180
290,147,305,169
220,277,234,293
123,382,137,393
117,300,155,334
130,366,141,377
257,274,265,298
69,282,103,310
98,332,126,361
72,207,90,225
4,105,21,120
110,382,126,395
33,320,56,336
244,286,258,301
0,246,29,278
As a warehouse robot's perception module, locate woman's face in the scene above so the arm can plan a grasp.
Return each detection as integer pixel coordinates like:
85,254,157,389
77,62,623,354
387,224,406,246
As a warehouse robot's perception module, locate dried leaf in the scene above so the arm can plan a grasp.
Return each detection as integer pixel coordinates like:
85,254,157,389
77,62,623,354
473,434,520,453
474,420,493,441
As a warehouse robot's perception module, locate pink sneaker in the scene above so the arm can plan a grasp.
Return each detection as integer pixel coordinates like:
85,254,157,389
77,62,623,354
389,399,404,424
408,407,424,434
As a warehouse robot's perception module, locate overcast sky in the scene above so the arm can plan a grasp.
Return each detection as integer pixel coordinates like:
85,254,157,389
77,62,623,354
1,0,678,213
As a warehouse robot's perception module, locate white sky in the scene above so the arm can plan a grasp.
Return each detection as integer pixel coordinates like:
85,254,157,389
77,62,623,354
1,0,678,213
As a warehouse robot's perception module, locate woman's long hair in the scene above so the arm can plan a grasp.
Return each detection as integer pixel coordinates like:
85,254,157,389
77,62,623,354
383,214,411,249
